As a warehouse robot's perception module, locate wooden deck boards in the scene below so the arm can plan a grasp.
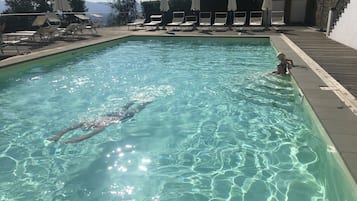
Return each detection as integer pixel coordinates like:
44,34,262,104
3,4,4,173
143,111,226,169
287,31,357,97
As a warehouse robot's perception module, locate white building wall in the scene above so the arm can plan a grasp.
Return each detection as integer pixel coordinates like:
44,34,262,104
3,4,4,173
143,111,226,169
330,0,357,50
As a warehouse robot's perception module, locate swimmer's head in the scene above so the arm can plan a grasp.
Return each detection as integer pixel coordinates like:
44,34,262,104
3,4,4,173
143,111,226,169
277,52,286,61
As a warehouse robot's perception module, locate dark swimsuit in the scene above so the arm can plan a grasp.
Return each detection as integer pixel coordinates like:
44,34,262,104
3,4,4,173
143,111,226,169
280,62,288,74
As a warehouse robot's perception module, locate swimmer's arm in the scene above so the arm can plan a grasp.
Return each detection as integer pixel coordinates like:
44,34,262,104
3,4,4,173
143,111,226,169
287,59,294,67
64,126,105,144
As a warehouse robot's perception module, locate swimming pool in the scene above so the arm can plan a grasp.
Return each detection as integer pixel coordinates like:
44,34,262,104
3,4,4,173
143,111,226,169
0,37,356,200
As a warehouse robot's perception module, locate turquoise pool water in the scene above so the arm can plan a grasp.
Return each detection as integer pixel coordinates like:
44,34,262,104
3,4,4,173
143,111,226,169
0,37,355,201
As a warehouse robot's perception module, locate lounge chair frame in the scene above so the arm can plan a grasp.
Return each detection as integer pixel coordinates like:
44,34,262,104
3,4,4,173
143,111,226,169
128,19,145,31
167,11,185,31
232,11,247,32
271,11,285,26
86,21,101,34
198,12,212,31
233,11,246,26
3,32,36,41
0,24,20,54
37,25,60,40
59,23,80,38
249,11,263,26
179,16,197,31
0,37,20,54
144,15,163,31
212,12,228,31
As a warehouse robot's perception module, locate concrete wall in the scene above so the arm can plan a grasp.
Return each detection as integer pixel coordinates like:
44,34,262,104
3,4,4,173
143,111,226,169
290,0,307,23
330,0,357,50
272,0,285,11
315,0,338,29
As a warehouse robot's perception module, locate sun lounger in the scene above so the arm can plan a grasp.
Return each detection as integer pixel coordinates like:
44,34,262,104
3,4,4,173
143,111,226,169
4,25,58,41
144,15,162,31
179,16,197,31
167,11,185,31
32,14,61,29
0,41,20,54
17,26,59,40
271,11,285,26
232,11,247,32
75,14,90,21
46,13,61,26
249,11,263,26
86,21,101,34
40,25,60,40
58,23,80,37
127,19,145,30
73,14,91,34
212,12,228,31
5,15,61,41
32,16,48,27
16,31,37,34
1,35,20,54
233,11,246,26
78,23,87,33
199,12,212,31
271,11,285,32
3,32,36,41
0,24,18,54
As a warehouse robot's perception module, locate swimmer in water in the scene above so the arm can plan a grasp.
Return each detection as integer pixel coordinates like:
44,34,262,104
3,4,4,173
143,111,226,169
47,101,151,144
273,52,294,75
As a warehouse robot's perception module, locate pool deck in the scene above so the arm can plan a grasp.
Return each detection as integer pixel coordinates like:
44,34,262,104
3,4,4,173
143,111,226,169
286,29,357,98
1,26,357,183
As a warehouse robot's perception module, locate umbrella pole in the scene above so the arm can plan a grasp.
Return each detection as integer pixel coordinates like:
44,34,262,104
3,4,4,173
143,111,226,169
229,11,233,31
192,11,198,30
264,9,270,31
162,11,167,30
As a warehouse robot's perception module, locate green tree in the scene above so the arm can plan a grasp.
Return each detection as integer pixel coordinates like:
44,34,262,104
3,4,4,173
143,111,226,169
70,0,87,12
109,0,137,25
4,0,51,13
2,0,51,32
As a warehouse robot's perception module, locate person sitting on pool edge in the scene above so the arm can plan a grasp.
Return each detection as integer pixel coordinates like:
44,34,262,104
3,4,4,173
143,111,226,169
273,52,294,75
47,100,152,144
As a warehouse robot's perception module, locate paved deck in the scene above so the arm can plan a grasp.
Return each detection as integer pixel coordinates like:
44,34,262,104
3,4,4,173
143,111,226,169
1,26,357,188
286,29,357,97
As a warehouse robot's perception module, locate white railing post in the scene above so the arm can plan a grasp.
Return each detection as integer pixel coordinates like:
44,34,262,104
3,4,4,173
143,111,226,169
326,9,334,36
